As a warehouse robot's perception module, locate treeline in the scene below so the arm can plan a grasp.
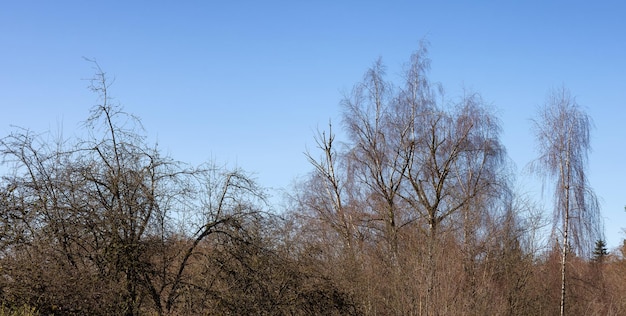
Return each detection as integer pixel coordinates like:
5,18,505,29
0,49,624,315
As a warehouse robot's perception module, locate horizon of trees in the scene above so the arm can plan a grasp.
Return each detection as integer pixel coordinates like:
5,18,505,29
1,48,624,315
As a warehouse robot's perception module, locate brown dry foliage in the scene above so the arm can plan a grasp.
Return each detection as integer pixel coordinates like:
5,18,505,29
1,52,623,316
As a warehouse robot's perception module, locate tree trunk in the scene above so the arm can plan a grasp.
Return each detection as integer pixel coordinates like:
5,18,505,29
560,210,568,316
560,144,571,316
426,217,437,316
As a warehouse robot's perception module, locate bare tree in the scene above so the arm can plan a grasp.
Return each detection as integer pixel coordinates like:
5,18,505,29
530,87,601,316
304,123,358,252
0,63,269,315
299,43,509,314
400,87,506,314
341,58,412,259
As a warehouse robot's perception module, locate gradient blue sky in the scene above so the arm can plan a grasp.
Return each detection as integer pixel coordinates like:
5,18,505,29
1,1,625,249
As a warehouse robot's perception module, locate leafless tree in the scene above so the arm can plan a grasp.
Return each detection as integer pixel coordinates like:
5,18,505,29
300,44,511,314
304,122,359,253
0,64,268,315
530,87,602,316
400,88,507,314
341,58,413,258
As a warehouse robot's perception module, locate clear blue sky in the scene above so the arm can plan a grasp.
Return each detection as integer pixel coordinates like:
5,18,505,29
1,1,625,249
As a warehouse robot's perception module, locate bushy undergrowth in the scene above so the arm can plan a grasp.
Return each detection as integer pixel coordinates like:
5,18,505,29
0,305,38,316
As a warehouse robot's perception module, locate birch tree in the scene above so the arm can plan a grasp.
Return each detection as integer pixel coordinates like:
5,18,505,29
530,87,601,316
341,58,411,258
401,92,506,314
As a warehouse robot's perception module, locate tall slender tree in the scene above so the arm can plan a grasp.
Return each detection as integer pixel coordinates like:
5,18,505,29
341,58,411,258
530,87,601,316
400,90,506,314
